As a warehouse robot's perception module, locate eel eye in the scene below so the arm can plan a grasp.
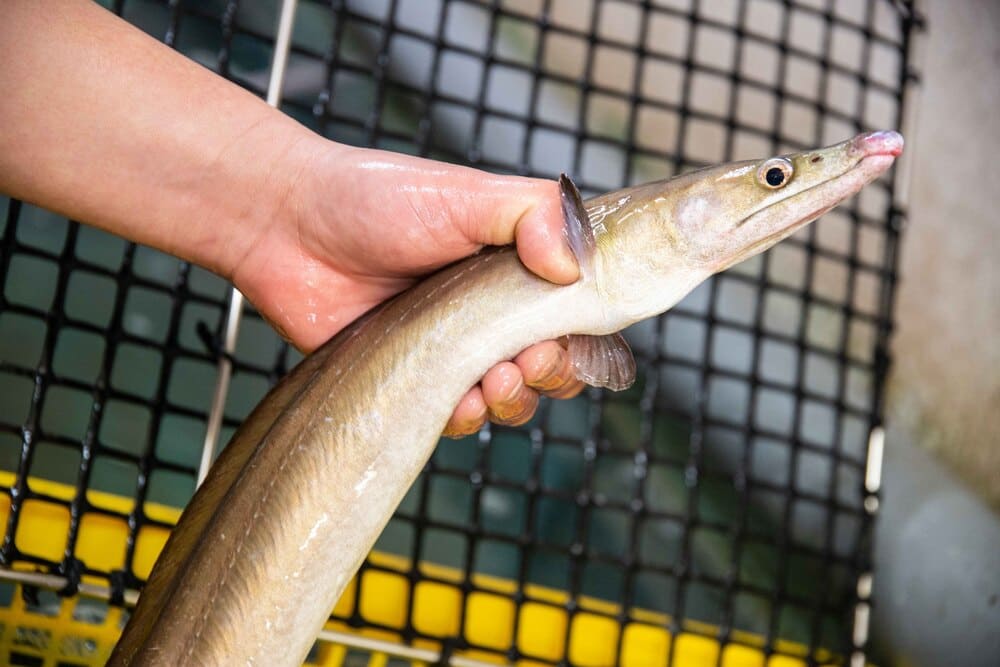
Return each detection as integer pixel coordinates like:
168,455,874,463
757,157,794,189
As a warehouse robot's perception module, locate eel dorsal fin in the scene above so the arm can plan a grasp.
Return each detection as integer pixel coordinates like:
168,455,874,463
559,173,596,278
567,332,636,391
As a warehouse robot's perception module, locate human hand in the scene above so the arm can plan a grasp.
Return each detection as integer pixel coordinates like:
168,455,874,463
232,141,588,437
0,1,585,437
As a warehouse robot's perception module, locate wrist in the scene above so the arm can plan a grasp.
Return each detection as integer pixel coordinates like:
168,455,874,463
194,117,330,284
223,122,363,307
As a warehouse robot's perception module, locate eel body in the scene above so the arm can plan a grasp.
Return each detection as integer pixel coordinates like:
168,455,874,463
110,131,902,665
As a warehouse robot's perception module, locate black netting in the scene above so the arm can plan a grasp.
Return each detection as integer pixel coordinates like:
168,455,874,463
0,0,921,665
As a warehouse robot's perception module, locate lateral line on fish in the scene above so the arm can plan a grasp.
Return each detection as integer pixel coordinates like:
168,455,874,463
114,131,904,666
181,250,500,658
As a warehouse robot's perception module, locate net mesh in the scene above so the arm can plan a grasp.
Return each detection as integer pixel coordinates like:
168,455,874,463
0,0,921,664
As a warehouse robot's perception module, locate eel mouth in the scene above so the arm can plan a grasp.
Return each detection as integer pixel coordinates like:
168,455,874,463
726,133,903,266
736,131,903,230
852,130,905,158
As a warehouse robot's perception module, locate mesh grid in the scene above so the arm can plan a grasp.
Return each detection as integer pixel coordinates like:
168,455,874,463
0,0,921,664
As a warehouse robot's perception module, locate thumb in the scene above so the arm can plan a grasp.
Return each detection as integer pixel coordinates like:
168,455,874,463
462,176,580,285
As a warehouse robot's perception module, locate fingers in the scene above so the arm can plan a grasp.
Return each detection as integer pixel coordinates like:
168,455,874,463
443,341,586,438
514,340,586,399
511,184,580,285
482,361,540,428
458,177,579,286
442,385,488,438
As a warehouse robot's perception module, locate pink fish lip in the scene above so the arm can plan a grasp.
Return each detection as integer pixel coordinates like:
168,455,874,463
851,130,905,158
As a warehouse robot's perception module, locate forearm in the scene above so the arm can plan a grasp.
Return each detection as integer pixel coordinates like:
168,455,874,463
0,0,583,448
0,0,323,279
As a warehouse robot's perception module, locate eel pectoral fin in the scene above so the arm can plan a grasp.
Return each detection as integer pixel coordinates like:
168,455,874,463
567,332,636,391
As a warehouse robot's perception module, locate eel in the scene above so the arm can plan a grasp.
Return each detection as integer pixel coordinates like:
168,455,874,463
109,130,903,665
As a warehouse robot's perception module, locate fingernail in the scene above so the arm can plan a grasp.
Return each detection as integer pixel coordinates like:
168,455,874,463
443,410,486,439
489,392,537,425
554,238,581,283
533,348,569,391
443,424,474,439
544,379,586,400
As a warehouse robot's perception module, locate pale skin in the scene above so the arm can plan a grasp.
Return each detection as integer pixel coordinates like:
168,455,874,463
0,0,586,437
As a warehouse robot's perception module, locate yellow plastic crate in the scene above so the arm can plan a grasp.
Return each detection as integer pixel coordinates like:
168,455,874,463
0,472,837,667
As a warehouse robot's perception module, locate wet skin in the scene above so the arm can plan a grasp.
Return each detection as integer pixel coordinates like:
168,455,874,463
0,1,586,440
111,132,903,666
230,145,591,437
